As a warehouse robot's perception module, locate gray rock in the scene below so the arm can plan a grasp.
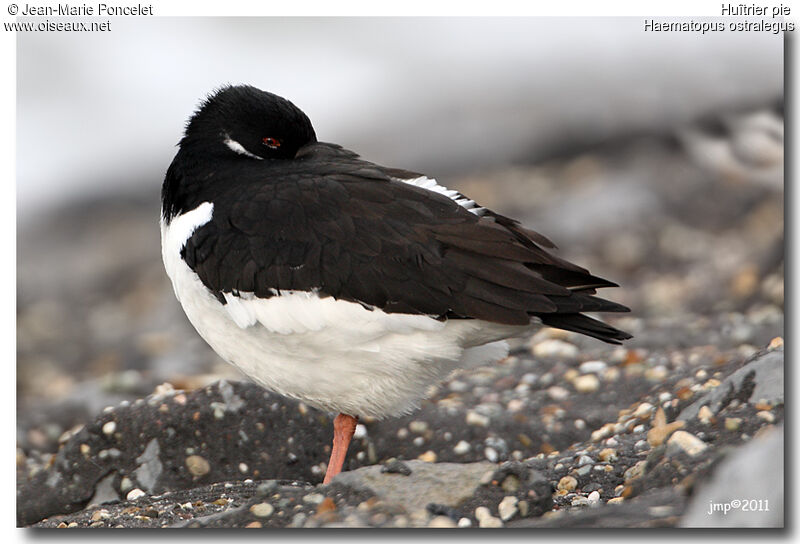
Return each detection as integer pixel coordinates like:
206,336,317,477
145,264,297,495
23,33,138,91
134,439,162,492
331,460,495,512
679,348,783,421
681,425,783,528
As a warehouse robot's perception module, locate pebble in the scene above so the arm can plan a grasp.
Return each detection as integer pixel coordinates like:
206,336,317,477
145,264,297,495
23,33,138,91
698,405,714,424
624,461,647,482
102,421,117,436
250,502,275,517
603,367,621,382
408,421,429,434
466,411,490,427
501,475,520,493
458,517,472,528
382,459,412,475
290,512,307,528
574,419,586,430
119,476,133,493
573,374,600,393
667,430,708,457
645,365,669,382
591,423,615,442
533,339,579,359
633,402,654,418
484,447,499,463
557,475,578,492
757,411,776,423
429,516,457,528
507,399,525,413
245,521,262,528
647,409,685,446
413,436,425,447
587,491,601,505
303,493,325,505
126,488,146,501
598,448,617,462
186,455,211,477
256,481,279,496
634,440,650,452
498,496,519,521
576,465,591,476
608,497,625,505
417,451,437,463
547,385,570,401
725,417,742,431
453,440,471,455
475,506,503,528
576,455,593,467
579,360,607,374
353,424,367,439
90,509,110,522
571,496,590,507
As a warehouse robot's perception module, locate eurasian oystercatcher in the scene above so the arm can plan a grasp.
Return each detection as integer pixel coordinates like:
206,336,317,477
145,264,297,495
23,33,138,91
161,85,631,484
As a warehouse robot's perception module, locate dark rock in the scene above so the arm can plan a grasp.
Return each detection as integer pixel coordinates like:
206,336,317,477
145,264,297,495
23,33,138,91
679,348,784,421
381,460,412,476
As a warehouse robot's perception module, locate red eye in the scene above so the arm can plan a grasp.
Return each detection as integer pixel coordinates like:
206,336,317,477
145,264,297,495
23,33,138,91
262,137,281,149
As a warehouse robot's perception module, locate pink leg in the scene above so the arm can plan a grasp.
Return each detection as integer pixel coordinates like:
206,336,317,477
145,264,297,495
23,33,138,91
322,413,358,484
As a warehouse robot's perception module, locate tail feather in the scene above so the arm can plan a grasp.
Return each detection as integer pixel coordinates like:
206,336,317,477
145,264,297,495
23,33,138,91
538,313,632,345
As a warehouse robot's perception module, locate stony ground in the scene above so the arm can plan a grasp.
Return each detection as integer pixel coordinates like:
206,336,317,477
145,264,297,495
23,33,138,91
17,106,784,528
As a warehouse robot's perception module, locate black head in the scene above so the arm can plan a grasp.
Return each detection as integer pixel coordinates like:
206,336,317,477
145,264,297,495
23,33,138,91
182,85,317,160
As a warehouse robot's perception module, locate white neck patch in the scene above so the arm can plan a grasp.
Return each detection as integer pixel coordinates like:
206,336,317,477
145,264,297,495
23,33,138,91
222,133,263,160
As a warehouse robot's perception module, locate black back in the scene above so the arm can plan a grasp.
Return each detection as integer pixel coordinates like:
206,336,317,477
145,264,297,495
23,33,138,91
163,86,632,344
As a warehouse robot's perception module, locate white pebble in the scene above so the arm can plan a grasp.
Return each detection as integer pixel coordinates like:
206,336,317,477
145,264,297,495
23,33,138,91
408,421,429,434
579,360,608,374
475,506,491,520
498,496,519,521
466,411,490,427
547,386,570,400
453,440,471,455
457,517,472,528
126,488,146,501
533,339,579,359
484,447,499,463
302,493,325,505
587,491,601,505
633,402,654,418
250,502,275,517
353,424,367,439
102,421,117,436
667,430,708,457
120,476,133,492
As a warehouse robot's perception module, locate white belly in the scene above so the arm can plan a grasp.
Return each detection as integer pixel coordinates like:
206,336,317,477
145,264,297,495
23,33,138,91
161,204,533,418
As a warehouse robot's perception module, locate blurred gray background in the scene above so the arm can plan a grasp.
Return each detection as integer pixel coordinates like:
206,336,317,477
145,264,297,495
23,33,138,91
18,17,781,215
17,18,783,457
